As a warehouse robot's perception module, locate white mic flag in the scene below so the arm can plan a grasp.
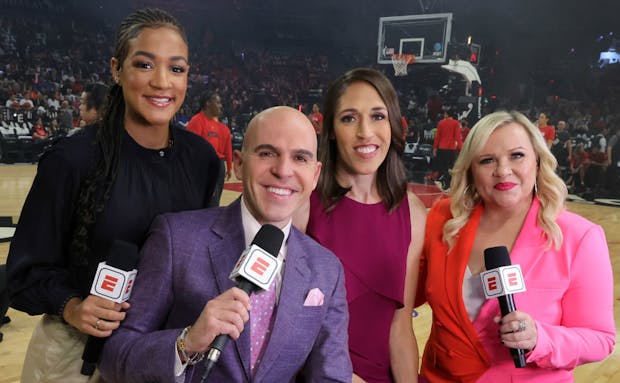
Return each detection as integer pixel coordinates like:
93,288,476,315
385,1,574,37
481,264,526,299
90,261,137,303
229,244,282,291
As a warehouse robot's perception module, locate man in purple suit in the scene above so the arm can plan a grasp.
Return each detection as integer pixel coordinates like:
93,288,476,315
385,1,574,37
99,106,352,382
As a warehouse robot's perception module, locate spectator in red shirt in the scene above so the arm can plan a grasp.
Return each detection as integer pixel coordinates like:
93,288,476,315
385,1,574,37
31,117,48,141
187,90,232,206
308,103,323,136
537,113,555,149
433,109,462,185
401,115,409,140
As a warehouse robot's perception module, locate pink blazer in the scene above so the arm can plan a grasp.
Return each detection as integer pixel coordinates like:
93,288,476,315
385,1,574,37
417,197,615,382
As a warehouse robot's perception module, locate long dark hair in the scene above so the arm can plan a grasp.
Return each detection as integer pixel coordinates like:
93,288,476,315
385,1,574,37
69,9,187,269
318,68,407,213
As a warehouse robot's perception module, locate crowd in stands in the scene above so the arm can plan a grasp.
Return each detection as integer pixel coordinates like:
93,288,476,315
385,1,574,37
399,92,620,198
1,5,619,199
0,11,331,154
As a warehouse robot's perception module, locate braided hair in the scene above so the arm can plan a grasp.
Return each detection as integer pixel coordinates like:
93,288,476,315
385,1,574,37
69,9,187,270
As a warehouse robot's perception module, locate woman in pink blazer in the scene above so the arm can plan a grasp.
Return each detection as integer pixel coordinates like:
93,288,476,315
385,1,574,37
416,110,615,382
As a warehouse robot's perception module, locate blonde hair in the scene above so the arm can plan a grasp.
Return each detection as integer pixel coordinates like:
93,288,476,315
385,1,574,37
445,110,567,250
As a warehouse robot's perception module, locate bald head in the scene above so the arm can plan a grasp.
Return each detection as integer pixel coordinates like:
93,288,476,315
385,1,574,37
234,105,321,227
243,106,317,155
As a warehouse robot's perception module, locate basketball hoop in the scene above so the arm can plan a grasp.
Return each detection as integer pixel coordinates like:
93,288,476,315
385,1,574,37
391,54,415,76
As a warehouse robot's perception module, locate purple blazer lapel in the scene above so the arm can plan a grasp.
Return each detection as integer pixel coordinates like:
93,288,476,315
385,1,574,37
207,199,245,295
206,199,253,379
253,229,311,380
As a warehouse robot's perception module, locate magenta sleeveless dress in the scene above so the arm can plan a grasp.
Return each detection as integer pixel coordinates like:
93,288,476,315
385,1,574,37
307,190,411,383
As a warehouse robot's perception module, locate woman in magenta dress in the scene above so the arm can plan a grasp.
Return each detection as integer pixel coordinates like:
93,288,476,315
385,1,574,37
295,68,427,383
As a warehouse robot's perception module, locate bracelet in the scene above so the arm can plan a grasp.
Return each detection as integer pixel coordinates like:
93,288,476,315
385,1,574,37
176,326,205,365
57,294,81,323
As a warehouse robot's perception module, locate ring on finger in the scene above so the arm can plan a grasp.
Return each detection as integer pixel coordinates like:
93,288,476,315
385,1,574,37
95,319,102,331
518,320,526,332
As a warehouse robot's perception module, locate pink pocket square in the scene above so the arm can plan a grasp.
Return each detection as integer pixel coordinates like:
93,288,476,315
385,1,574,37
303,288,324,306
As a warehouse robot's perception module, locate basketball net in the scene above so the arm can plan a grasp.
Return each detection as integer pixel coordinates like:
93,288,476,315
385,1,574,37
391,54,415,76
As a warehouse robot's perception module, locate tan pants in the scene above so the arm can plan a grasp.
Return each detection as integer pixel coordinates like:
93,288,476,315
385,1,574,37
21,315,104,383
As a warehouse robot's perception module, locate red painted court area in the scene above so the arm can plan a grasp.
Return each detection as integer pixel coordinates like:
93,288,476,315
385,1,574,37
407,183,445,208
224,182,445,209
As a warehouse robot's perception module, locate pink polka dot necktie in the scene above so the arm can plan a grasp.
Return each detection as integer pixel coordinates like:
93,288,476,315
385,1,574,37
250,280,277,374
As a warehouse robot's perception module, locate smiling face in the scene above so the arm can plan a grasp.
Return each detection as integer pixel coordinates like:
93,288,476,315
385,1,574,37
333,81,391,180
110,26,189,133
471,122,538,212
234,106,321,228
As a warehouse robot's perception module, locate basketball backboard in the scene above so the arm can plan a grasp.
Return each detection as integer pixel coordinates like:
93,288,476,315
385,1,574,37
377,13,452,65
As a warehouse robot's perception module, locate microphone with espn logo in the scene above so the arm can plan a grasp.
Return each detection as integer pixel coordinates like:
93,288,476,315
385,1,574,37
202,224,284,381
228,226,284,292
81,240,139,376
481,246,527,368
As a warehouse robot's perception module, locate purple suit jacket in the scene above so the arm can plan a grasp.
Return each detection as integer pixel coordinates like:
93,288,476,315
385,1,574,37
99,199,352,382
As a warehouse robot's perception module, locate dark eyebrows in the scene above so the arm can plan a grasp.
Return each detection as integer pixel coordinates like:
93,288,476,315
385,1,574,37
337,108,356,116
130,50,188,64
253,144,277,153
338,106,387,115
295,148,315,160
253,144,315,160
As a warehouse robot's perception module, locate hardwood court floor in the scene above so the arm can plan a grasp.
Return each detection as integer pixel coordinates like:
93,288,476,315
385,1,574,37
1,164,619,382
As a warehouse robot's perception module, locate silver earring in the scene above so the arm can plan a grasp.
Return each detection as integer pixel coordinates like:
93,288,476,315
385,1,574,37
534,181,538,195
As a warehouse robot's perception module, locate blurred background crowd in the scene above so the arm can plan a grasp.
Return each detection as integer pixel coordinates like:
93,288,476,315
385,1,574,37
1,0,618,199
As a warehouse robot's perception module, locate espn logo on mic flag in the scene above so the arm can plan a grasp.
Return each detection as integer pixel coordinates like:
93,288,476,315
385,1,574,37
229,244,282,290
481,265,526,299
90,262,137,303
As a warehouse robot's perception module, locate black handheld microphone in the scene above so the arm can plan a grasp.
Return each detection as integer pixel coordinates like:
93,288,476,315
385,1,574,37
201,224,284,381
483,246,527,368
80,240,139,376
